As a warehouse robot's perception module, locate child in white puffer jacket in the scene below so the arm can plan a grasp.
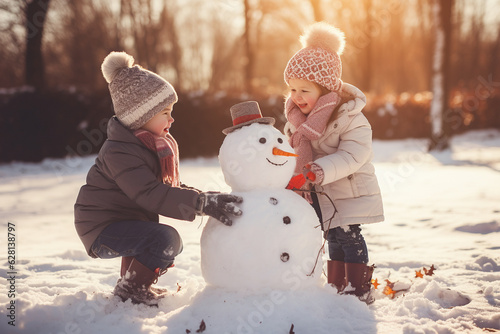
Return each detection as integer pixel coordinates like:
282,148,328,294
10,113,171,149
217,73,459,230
284,22,384,303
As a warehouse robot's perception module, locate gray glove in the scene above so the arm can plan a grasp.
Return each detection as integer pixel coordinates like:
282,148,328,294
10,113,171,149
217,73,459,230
196,192,243,226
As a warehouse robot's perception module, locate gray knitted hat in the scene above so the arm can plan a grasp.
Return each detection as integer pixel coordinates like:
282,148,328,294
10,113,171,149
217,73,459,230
101,51,178,130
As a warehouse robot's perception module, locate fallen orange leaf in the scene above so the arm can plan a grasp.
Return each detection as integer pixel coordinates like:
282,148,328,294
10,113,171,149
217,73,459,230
383,286,397,299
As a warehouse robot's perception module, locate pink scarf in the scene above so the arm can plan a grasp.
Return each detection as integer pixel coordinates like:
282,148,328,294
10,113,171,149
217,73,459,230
285,92,341,175
134,130,180,187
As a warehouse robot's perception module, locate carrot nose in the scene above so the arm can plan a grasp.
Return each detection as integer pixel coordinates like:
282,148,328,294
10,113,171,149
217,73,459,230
272,147,298,157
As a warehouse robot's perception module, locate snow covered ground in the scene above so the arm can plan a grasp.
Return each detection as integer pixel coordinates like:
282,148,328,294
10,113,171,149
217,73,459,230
1,129,499,334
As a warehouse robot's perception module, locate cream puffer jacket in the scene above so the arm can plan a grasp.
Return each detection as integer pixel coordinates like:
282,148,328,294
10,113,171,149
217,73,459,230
284,83,384,230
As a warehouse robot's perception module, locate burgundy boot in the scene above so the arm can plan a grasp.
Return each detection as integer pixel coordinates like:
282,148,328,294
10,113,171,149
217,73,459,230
327,260,346,293
120,256,133,277
344,263,375,304
114,258,166,306
120,257,168,296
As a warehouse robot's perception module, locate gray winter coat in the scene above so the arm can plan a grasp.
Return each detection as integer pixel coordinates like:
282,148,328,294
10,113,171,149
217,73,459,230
74,117,199,256
284,83,384,229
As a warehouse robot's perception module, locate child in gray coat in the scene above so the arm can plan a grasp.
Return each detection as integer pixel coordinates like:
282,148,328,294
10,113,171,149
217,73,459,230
74,52,242,306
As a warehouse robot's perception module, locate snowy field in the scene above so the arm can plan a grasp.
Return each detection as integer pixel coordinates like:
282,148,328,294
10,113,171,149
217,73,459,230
1,129,499,334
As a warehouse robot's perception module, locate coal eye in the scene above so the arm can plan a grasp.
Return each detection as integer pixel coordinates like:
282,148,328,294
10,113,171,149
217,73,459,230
259,137,266,144
277,138,283,144
280,252,290,262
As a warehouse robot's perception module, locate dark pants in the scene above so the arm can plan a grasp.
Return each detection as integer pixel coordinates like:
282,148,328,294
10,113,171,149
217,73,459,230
310,191,368,264
90,220,183,272
325,225,368,264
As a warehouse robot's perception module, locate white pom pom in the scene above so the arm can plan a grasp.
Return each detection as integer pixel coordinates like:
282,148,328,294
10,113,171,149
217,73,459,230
101,51,135,83
300,22,345,55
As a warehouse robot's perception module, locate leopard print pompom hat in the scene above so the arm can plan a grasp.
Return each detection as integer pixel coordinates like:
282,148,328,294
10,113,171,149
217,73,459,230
284,22,346,92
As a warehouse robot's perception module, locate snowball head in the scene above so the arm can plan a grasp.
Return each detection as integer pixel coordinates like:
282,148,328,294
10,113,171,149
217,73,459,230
219,123,297,192
300,21,345,55
101,51,135,83
200,189,323,291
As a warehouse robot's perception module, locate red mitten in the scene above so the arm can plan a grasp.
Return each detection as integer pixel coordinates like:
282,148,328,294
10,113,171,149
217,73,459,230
286,174,306,190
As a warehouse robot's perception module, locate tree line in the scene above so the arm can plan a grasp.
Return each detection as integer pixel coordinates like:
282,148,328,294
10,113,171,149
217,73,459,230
2,0,499,94
0,0,499,162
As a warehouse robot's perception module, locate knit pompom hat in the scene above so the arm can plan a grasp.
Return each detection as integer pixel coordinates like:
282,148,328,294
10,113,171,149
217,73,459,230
101,51,178,130
284,22,345,92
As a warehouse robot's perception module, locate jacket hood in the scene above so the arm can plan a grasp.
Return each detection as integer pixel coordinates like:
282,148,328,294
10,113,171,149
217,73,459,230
336,83,366,117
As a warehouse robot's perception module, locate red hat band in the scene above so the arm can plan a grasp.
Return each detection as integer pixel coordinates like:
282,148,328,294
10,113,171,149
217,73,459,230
233,114,261,126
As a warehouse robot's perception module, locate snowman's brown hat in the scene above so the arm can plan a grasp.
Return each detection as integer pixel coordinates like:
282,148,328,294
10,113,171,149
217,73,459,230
222,101,275,135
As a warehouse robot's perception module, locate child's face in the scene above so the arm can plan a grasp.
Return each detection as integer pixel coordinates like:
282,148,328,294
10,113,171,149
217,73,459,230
141,104,175,137
288,78,322,115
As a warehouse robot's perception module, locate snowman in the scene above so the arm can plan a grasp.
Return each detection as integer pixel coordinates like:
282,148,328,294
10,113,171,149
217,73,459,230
200,101,323,291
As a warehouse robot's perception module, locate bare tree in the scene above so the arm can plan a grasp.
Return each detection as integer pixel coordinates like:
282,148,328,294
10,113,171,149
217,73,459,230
491,24,500,80
243,0,255,94
309,0,324,22
468,0,486,79
415,0,435,92
362,0,372,92
209,14,245,93
161,4,182,88
25,0,51,90
117,0,181,87
0,1,25,87
429,0,454,151
42,0,121,90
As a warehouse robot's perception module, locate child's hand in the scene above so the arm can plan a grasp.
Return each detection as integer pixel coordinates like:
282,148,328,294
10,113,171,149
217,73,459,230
286,174,313,203
196,192,243,226
286,174,307,190
303,163,324,185
303,164,317,182
286,163,324,190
